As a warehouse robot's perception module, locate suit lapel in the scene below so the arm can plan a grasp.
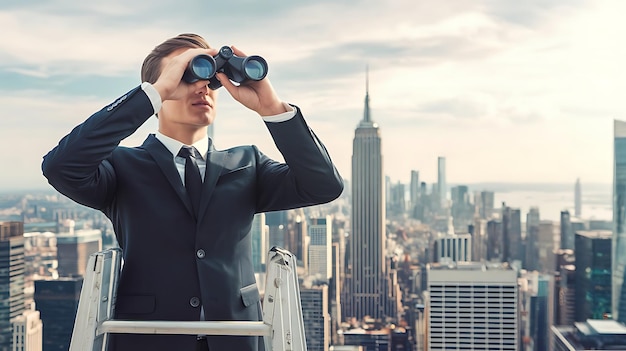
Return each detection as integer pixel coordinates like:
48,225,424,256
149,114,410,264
197,149,228,224
143,135,195,217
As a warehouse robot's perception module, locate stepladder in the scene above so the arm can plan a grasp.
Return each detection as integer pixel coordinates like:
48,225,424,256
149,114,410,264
69,247,307,351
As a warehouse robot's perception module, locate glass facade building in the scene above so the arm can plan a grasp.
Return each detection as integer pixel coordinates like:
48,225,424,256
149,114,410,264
613,119,626,321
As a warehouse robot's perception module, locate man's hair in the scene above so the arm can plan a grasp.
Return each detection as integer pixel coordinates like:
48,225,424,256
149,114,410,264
141,33,211,84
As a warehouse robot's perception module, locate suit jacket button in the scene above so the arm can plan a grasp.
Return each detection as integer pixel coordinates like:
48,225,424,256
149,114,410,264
196,249,206,259
189,297,201,308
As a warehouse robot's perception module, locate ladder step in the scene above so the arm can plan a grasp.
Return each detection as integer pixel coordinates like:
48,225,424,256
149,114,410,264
98,320,271,336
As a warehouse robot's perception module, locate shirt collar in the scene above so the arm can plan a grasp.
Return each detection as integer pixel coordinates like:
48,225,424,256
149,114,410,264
155,131,208,160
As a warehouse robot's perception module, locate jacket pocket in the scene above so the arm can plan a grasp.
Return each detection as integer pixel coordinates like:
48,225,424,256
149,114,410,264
115,295,156,315
240,283,260,308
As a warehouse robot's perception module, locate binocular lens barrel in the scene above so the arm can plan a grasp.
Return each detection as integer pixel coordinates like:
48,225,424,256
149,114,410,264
182,55,216,83
243,57,267,80
188,55,216,81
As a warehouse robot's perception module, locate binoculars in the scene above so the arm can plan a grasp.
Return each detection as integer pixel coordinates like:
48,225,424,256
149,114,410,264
182,46,268,90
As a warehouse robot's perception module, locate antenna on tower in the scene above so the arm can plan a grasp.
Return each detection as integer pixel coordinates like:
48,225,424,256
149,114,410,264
363,65,371,122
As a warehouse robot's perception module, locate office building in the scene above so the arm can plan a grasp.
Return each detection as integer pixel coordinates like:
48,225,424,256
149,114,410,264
301,284,330,351
560,210,574,250
308,216,332,280
11,310,42,351
538,220,556,273
266,210,288,250
250,213,267,274
614,119,626,322
426,262,518,351
55,224,102,277
575,230,612,321
478,191,495,220
437,157,446,210
409,170,420,214
346,73,387,321
0,222,25,351
34,277,82,351
388,181,405,218
520,271,554,351
525,207,541,271
486,219,502,262
555,249,576,326
501,205,522,264
470,218,487,263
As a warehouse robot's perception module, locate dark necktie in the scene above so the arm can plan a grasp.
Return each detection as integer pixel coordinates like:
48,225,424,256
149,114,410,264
178,146,202,215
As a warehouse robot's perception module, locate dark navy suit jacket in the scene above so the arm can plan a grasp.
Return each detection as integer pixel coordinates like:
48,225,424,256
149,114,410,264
42,86,343,351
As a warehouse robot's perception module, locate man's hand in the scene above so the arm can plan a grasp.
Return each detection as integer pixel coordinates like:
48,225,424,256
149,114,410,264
216,46,288,116
152,48,218,102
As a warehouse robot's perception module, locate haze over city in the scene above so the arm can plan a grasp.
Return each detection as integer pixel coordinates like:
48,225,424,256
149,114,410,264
1,0,623,190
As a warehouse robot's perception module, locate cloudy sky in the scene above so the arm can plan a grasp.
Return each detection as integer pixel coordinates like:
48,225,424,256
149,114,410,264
1,0,623,191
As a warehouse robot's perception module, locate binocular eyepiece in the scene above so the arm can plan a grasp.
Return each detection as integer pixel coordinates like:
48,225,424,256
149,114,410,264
182,46,268,90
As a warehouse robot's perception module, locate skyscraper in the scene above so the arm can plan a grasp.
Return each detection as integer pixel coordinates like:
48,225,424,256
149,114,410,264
613,119,626,322
575,178,582,218
300,285,330,351
525,207,541,271
560,210,574,250
34,277,83,351
0,222,25,351
346,71,387,320
437,156,446,210
249,213,267,274
308,216,332,280
410,170,420,214
576,230,612,321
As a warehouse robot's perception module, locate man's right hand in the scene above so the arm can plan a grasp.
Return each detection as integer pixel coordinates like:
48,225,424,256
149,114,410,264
151,48,218,102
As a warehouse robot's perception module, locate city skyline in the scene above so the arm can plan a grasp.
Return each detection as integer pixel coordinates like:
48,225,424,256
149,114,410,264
1,0,624,190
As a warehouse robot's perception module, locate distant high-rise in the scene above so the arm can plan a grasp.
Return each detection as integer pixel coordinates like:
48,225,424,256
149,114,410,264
525,207,541,271
301,285,330,351
34,277,82,351
538,220,556,272
575,230,612,321
427,262,518,351
410,170,420,213
308,216,332,280
346,71,387,320
520,271,554,351
249,213,267,274
388,181,405,218
613,119,626,322
501,205,522,264
478,191,495,220
0,221,25,351
560,210,574,250
575,178,582,218
56,225,102,277
437,157,446,210
266,210,288,250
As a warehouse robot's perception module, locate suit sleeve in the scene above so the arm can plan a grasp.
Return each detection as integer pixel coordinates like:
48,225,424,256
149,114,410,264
41,86,155,211
255,105,344,212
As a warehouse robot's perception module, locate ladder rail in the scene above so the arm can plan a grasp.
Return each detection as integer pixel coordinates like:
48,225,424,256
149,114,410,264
98,320,271,336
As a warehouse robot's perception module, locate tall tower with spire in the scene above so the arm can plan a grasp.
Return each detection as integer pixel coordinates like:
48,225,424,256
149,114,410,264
345,68,387,321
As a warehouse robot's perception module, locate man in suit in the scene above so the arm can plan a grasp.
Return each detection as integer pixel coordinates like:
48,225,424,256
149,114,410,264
42,33,343,351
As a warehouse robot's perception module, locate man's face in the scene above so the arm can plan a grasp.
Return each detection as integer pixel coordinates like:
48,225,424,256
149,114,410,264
158,48,219,129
